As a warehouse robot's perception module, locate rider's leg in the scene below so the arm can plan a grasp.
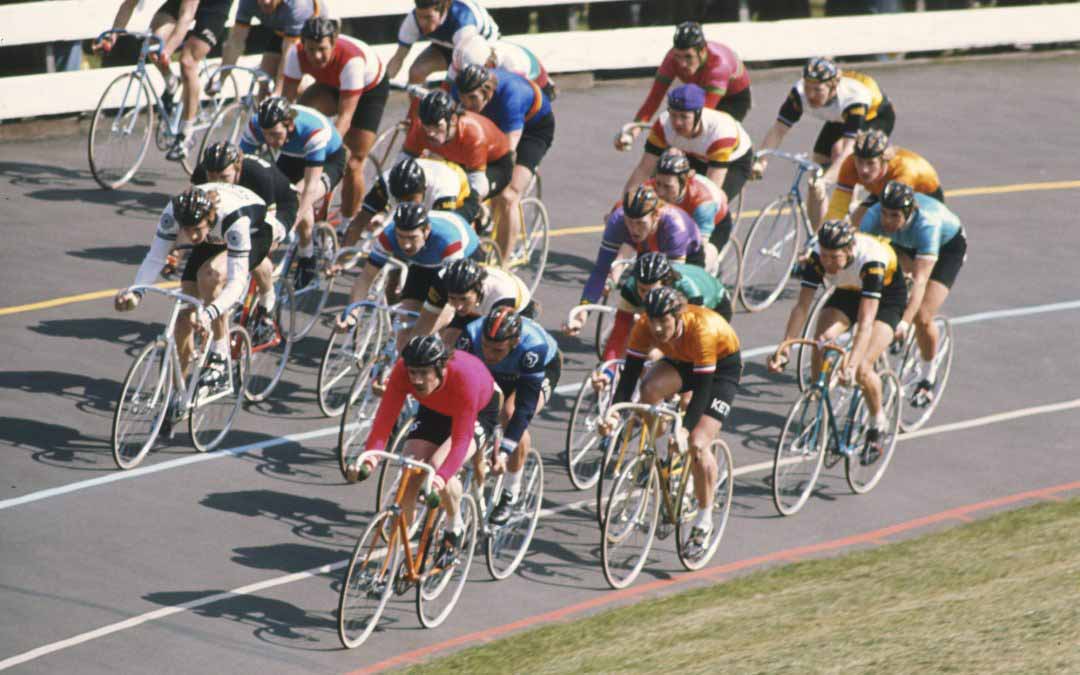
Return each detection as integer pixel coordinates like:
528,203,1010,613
178,35,212,130
812,305,852,377
252,257,275,309
914,280,950,362
854,320,896,420
176,280,199,374
342,128,377,220
196,251,230,351
688,415,722,517
493,165,529,260
400,438,440,529
149,12,178,83
407,44,448,85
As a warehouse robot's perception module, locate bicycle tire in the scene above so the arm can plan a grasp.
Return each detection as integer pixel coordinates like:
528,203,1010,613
485,447,544,580
592,290,621,361
245,281,295,402
796,288,835,392
337,509,398,649
371,413,417,504
899,316,954,432
370,121,408,170
317,321,364,418
291,223,339,341
846,369,902,494
738,195,802,313
772,388,829,516
416,493,478,628
595,415,646,527
182,69,238,175
197,100,257,165
675,439,735,571
716,235,743,300
514,196,550,297
112,339,173,470
564,377,611,490
601,454,660,589
189,325,250,452
88,71,154,190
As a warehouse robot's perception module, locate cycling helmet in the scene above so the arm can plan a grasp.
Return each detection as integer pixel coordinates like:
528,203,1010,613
633,252,672,285
442,258,485,295
201,142,241,173
672,21,706,50
667,83,706,112
401,334,449,369
414,0,447,8
257,96,293,128
301,17,338,41
388,157,426,198
392,202,430,231
453,33,492,71
853,129,889,159
171,187,214,227
817,219,856,250
803,57,839,83
482,306,523,342
656,148,692,178
623,184,660,218
642,286,684,319
880,180,916,213
455,63,490,94
418,90,458,126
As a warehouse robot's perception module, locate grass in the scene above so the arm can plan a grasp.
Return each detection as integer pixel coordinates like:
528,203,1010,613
404,498,1080,674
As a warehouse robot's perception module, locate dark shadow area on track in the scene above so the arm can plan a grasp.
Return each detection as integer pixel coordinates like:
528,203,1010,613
28,317,158,355
0,415,113,469
541,249,599,286
67,245,149,266
231,543,346,573
234,436,340,486
0,161,170,215
200,490,365,544
0,370,119,415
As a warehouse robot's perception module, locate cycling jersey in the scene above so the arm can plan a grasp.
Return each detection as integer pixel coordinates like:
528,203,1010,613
581,204,702,304
402,111,511,198
860,193,963,259
635,41,751,122
449,40,551,90
450,68,551,134
369,210,478,269
458,315,558,448
778,71,885,133
801,232,899,298
397,0,498,49
363,158,471,215
365,349,495,482
240,104,343,165
425,264,531,316
283,35,383,95
235,0,326,38
827,148,942,220
645,107,752,167
192,155,298,222
646,173,727,238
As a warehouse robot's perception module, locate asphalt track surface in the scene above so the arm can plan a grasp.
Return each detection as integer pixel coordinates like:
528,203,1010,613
2,53,1080,673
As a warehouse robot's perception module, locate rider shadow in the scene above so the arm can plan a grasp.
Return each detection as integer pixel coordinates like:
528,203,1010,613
199,489,361,544
0,416,112,469
22,182,169,217
0,370,119,416
541,250,601,286
67,245,150,267
238,438,338,485
243,380,322,421
230,543,346,574
29,317,158,355
728,406,789,456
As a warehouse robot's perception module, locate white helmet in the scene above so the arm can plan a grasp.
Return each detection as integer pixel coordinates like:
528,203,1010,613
453,32,493,74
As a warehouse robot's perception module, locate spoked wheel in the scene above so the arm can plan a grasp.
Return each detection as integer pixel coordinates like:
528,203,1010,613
524,172,542,200
592,291,622,361
772,388,829,516
600,454,660,589
564,377,614,490
796,288,836,392
511,197,550,296
485,447,544,580
716,236,743,298
245,282,295,403
899,316,954,432
846,370,902,494
476,237,503,268
197,100,260,163
371,413,416,504
370,121,408,170
292,223,340,341
112,339,173,470
182,69,239,175
88,72,154,190
738,195,802,313
318,304,383,417
416,493,479,628
337,510,398,649
595,415,647,527
189,326,250,452
675,440,735,571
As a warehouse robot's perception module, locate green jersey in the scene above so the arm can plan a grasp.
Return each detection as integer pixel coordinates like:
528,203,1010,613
618,262,728,310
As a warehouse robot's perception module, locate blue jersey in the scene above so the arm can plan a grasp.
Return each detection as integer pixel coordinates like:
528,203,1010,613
861,193,963,258
240,104,343,165
451,68,552,134
397,0,498,49
370,210,478,269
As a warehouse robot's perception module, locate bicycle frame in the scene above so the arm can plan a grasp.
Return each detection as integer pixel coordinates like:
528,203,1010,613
757,149,821,256
606,402,690,521
799,340,865,461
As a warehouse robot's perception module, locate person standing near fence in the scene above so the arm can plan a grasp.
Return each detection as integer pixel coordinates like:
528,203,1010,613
218,0,331,93
385,0,499,85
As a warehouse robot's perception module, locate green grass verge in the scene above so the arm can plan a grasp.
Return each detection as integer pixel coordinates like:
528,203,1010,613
405,498,1080,674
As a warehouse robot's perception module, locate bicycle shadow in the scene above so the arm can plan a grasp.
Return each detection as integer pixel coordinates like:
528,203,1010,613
0,416,112,470
540,249,600,286
0,370,119,416
235,437,340,485
68,245,150,267
199,489,363,545
26,185,169,217
28,317,158,355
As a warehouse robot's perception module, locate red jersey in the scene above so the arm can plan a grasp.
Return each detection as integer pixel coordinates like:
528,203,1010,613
283,35,384,95
403,111,511,171
635,41,751,122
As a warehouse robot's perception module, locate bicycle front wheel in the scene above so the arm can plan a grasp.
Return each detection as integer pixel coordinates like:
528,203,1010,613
338,509,398,649
846,370,902,494
512,196,550,296
899,316,954,432
772,389,829,516
197,100,256,164
601,455,660,589
675,439,735,571
486,447,544,580
88,72,154,190
595,415,647,527
318,323,365,418
739,195,802,313
369,121,408,169
112,339,173,470
796,288,835,392
716,235,743,298
416,493,479,628
245,282,295,402
292,223,339,341
189,326,250,452
564,378,612,490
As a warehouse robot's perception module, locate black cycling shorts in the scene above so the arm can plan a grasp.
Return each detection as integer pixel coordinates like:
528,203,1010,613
824,274,908,330
516,112,555,173
717,86,751,122
485,153,515,199
407,388,500,447
158,0,229,49
662,351,742,423
894,231,966,290
814,98,896,160
401,263,440,304
496,352,562,403
181,225,273,282
352,75,390,132
276,144,347,195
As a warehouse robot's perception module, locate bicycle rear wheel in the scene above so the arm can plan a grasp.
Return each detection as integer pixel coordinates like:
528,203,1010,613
245,282,295,402
899,316,954,432
370,121,408,169
846,370,902,494
486,447,544,580
716,236,743,298
182,69,238,174
595,415,647,527
88,72,154,190
318,305,380,417
338,510,398,649
592,288,621,361
512,197,550,296
739,195,802,313
564,377,612,490
675,439,735,571
601,455,660,589
189,326,250,452
772,389,829,516
112,339,173,470
197,100,261,163
416,493,479,628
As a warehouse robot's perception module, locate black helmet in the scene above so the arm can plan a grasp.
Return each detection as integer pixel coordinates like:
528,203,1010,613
442,258,485,295
257,96,293,128
418,90,458,126
392,201,430,231
482,306,522,342
414,0,447,8
388,157,426,198
817,220,856,250
803,57,839,83
642,286,684,319
623,184,659,218
455,63,490,94
672,21,706,50
301,17,338,41
201,141,241,173
880,180,916,213
853,129,889,159
656,148,692,178
633,252,672,285
171,187,214,227
401,334,449,369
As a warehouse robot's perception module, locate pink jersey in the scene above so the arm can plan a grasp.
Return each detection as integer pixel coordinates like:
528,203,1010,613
283,35,384,95
635,41,750,122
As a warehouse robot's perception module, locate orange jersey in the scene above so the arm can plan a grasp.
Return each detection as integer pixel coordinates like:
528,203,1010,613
403,111,511,172
828,147,942,220
627,304,740,373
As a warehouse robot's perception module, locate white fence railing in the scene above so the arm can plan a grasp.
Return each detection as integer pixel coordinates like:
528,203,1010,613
1,4,1079,121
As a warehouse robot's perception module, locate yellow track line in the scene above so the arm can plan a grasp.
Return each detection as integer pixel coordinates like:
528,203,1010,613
0,282,179,317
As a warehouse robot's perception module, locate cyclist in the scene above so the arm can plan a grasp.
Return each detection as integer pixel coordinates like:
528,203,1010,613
193,142,300,239
96,0,232,160
282,18,388,221
458,307,561,524
602,286,742,547
240,96,345,288
626,19,751,143
451,32,557,100
860,181,966,405
768,220,908,465
753,57,896,230
418,258,534,348
452,64,554,258
624,84,753,214
387,0,499,85
351,334,500,568
827,130,943,226
649,147,731,265
220,0,329,91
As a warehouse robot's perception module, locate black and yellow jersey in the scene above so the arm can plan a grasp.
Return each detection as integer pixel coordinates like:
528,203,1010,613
801,232,898,299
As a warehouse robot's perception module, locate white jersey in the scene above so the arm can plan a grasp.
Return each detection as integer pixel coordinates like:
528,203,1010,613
802,232,899,297
792,77,874,124
647,107,752,167
397,0,498,49
425,264,531,316
450,38,539,83
367,158,470,215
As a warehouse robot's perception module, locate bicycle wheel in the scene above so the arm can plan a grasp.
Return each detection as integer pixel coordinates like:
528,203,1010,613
371,413,416,504
416,493,479,628
292,223,339,341
595,415,647,527
716,235,743,298
512,197,550,296
245,282,295,402
738,195,802,313
846,370,902,494
197,100,253,163
370,121,408,169
318,304,381,417
592,290,622,361
564,378,612,490
476,237,503,268
486,447,544,580
112,339,173,470
796,288,835,392
899,316,954,432
337,509,398,649
524,172,542,201
88,71,154,190
601,454,660,589
182,70,239,175
772,389,829,516
675,440,735,570
189,326,250,452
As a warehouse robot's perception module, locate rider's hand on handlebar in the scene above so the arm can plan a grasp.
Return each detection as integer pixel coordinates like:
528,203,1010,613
751,158,767,180
597,412,619,437
562,315,584,337
767,347,789,373
92,35,116,54
590,368,613,393
114,291,139,312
